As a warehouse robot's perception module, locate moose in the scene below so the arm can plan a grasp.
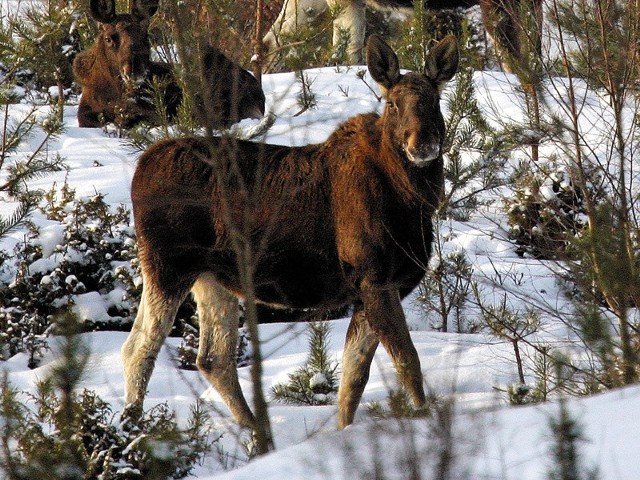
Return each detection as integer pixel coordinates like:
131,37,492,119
125,34,458,434
73,0,265,129
264,0,542,70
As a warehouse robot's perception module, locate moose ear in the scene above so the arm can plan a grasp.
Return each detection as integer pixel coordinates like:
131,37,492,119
90,0,116,23
131,0,159,22
424,35,459,92
366,34,401,94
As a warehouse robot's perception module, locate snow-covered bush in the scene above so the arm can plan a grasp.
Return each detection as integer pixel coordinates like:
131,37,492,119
0,184,140,364
3,388,214,480
0,317,216,480
505,163,585,259
176,318,250,371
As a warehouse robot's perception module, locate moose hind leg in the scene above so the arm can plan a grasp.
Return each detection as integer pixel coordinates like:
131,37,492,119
362,286,426,409
327,0,366,63
122,277,188,417
338,303,379,429
192,273,256,429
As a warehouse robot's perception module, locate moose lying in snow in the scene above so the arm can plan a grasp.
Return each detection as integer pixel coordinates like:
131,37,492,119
125,34,458,434
74,0,265,129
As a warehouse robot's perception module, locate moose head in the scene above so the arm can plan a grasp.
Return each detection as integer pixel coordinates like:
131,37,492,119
367,34,459,167
89,0,159,83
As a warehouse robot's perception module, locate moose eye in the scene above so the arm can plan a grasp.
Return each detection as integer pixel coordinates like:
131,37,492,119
105,34,118,47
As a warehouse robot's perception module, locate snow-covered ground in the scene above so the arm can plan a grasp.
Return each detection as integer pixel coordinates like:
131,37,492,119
2,5,640,477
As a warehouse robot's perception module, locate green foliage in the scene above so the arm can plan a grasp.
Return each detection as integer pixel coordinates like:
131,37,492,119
271,6,335,71
480,295,541,343
176,321,250,371
272,322,339,405
0,184,140,365
562,204,640,387
546,399,599,480
123,76,196,151
417,247,474,333
476,291,541,387
394,6,483,72
0,104,66,238
551,0,639,90
156,0,270,62
0,8,30,98
295,72,317,113
177,321,199,371
5,0,92,96
569,202,640,308
548,0,640,385
0,102,67,368
0,315,216,480
507,346,555,405
442,66,506,221
505,163,586,259
367,390,438,421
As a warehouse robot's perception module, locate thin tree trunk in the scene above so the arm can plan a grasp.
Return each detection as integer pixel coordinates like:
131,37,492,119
252,0,264,84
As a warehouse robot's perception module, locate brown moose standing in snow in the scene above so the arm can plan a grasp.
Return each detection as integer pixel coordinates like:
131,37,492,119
124,34,458,437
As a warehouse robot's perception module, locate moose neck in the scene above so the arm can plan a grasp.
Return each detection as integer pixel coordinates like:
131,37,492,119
95,39,127,93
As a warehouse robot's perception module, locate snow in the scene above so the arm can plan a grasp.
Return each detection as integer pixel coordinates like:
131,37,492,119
72,291,111,322
2,3,640,478
205,384,640,479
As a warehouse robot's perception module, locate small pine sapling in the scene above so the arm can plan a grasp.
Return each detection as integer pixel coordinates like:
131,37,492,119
272,322,339,405
546,399,600,480
417,243,474,333
475,289,541,386
442,65,507,221
508,345,555,405
295,71,317,115
10,0,88,116
0,102,66,238
177,320,199,370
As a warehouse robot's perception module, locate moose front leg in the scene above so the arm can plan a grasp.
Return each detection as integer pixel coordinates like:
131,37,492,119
121,279,186,419
361,285,426,409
